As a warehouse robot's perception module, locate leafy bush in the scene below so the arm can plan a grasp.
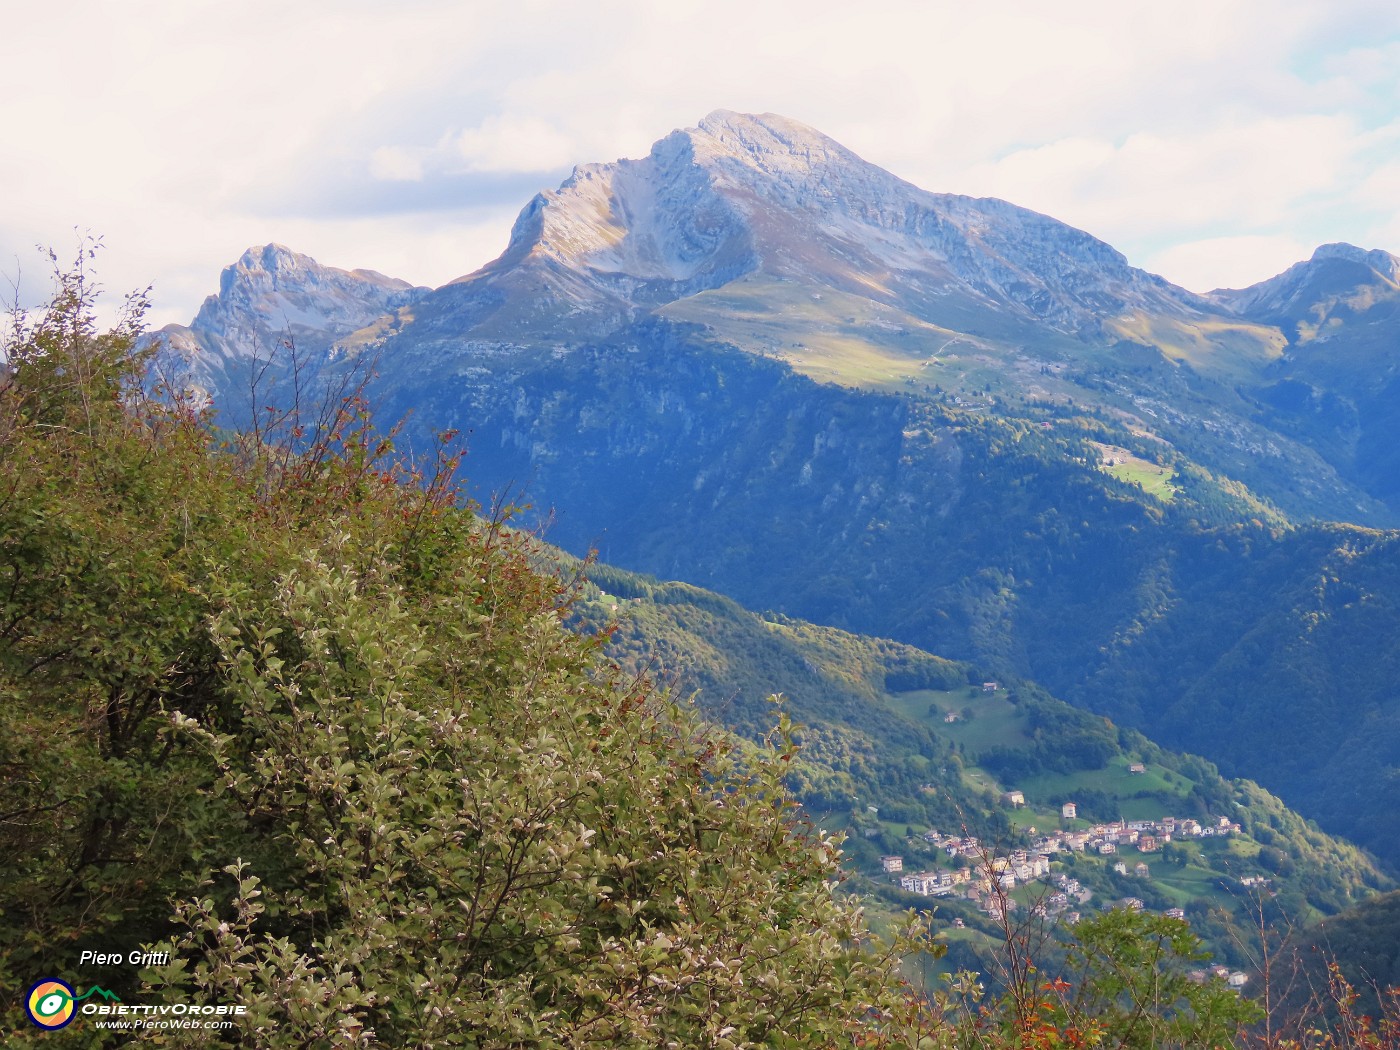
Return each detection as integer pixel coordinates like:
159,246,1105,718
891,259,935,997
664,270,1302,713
0,255,922,1047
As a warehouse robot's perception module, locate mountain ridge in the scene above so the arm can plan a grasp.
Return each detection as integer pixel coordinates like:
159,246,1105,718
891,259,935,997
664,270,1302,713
1210,241,1400,331
164,112,1400,870
166,112,1400,525
438,109,1209,341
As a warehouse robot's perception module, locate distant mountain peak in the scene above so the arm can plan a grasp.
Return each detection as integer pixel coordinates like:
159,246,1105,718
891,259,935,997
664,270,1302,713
161,244,428,377
236,242,307,275
227,243,418,293
1310,242,1400,281
433,110,1199,342
1211,242,1400,325
688,110,857,170
697,108,820,137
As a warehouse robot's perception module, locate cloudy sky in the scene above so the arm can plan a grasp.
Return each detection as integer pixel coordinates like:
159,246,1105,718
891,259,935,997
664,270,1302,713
4,0,1399,325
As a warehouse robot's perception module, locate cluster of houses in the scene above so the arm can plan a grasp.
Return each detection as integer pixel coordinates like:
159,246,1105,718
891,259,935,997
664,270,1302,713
885,850,1085,922
878,809,1245,925
1032,808,1243,857
883,834,1064,921
869,778,1262,992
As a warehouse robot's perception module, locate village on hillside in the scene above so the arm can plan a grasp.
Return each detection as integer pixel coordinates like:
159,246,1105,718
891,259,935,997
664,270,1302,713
875,808,1254,989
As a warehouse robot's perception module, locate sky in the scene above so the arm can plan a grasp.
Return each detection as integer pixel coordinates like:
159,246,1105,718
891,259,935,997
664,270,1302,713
3,0,1400,326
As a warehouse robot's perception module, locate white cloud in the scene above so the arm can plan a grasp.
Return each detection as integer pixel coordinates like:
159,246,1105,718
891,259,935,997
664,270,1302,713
1145,235,1313,293
1352,123,1400,210
370,146,427,183
453,116,578,174
961,116,1358,242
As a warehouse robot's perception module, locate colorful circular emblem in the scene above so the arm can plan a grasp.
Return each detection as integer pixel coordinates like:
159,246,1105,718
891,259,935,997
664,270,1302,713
25,978,77,1030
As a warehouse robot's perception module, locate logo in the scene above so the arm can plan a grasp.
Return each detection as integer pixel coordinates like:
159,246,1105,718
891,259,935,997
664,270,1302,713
26,979,77,1030
24,979,121,1030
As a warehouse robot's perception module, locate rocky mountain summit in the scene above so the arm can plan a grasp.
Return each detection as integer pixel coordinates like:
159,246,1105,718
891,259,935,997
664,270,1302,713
159,244,429,393
1211,242,1400,336
171,112,1215,359
166,111,1400,525
416,110,1206,344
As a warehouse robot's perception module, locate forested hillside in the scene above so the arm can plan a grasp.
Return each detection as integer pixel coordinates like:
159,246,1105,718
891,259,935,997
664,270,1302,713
571,561,1389,963
344,326,1400,867
1299,889,1400,1020
0,262,925,1046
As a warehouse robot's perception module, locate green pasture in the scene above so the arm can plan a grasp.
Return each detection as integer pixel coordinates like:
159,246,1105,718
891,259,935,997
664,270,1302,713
885,686,1032,752
1089,441,1180,501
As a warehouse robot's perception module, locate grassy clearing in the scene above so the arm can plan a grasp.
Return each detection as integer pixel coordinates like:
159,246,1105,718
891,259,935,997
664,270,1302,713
1106,460,1179,502
885,686,1032,752
1150,861,1226,906
1089,441,1180,502
660,280,939,390
1106,312,1284,382
885,689,1193,824
1018,756,1191,806
660,278,1091,402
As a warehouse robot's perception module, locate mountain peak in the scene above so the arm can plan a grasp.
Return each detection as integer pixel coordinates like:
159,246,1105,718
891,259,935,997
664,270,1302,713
229,243,417,293
236,242,304,275
676,109,895,193
436,110,1199,342
692,110,846,157
170,245,427,365
1310,242,1400,281
1211,242,1400,323
697,109,814,135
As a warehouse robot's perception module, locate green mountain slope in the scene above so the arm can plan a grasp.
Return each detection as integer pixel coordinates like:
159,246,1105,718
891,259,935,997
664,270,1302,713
167,115,1400,878
366,330,1400,868
1298,889,1400,1016
1065,525,1400,865
562,557,1391,969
